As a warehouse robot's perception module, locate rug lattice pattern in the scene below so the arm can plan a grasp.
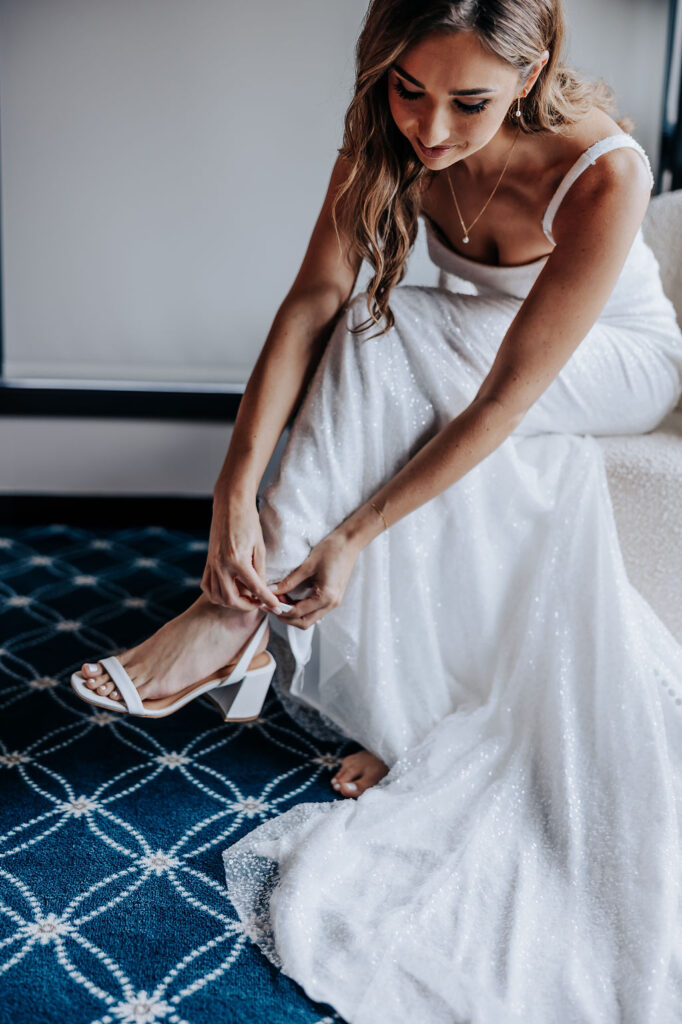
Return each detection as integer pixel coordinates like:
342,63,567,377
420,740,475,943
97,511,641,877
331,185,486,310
0,524,350,1024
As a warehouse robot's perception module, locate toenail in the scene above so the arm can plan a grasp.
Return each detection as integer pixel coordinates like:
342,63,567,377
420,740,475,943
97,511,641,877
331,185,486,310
344,782,358,791
98,685,107,692
85,663,100,673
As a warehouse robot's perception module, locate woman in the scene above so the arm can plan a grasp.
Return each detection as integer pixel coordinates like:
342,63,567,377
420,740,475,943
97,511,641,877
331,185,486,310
72,0,682,1019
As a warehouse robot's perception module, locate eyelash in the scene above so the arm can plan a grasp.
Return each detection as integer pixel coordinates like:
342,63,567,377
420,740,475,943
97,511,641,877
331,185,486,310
392,79,489,115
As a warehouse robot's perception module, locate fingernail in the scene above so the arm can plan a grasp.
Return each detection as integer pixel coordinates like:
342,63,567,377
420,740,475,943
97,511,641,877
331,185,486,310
271,606,282,615
278,602,294,612
344,782,358,792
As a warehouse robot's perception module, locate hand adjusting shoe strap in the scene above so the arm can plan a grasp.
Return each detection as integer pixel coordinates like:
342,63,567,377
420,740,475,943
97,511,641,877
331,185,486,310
99,657,145,713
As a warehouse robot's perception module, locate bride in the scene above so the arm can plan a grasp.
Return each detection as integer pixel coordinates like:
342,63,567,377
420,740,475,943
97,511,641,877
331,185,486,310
71,0,682,1019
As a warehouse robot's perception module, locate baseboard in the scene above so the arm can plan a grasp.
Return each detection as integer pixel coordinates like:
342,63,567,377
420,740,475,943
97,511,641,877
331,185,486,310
0,383,242,421
0,494,214,529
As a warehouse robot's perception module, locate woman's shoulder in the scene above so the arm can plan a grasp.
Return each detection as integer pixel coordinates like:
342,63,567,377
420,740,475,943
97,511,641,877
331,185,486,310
543,108,647,184
541,108,652,250
545,106,628,161
543,108,651,207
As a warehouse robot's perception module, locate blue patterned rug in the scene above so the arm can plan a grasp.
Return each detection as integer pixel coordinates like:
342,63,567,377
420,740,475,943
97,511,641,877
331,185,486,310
0,522,353,1024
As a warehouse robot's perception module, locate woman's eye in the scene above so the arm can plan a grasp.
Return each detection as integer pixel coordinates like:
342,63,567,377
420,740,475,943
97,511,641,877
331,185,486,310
393,80,421,102
454,99,489,115
392,80,488,115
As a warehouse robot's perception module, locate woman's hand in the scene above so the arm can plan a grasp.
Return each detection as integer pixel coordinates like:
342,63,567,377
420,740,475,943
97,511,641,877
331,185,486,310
270,529,361,630
201,490,282,613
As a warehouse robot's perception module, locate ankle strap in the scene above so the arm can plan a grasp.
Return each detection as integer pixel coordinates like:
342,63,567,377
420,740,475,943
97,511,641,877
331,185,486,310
223,615,269,685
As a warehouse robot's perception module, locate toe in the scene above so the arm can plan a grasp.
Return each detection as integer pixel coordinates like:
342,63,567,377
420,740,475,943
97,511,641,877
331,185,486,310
331,751,389,797
332,753,363,785
333,767,363,797
86,671,111,690
94,680,116,697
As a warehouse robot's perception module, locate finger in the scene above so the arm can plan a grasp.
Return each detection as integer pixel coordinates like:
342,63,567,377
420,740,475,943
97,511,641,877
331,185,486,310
282,602,331,630
211,567,257,612
201,567,230,608
236,579,262,607
277,592,324,620
200,567,218,603
235,566,284,611
200,580,224,607
225,576,262,611
271,563,312,597
253,540,267,581
202,563,235,606
235,578,253,599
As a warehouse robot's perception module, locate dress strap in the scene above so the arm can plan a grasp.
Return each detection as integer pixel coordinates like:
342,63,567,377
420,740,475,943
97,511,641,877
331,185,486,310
541,134,654,245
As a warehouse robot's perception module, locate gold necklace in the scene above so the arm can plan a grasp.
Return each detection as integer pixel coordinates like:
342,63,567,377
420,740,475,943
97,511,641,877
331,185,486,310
445,125,521,244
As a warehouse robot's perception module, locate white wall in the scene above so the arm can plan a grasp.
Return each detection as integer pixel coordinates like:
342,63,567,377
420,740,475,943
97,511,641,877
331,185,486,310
2,417,236,496
1,0,673,496
0,0,374,383
1,0,669,386
0,416,292,496
564,0,669,170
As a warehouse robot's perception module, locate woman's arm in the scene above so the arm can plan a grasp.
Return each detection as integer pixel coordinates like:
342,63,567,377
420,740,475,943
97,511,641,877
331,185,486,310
214,156,362,505
272,142,653,619
336,146,653,550
201,157,362,611
215,293,346,503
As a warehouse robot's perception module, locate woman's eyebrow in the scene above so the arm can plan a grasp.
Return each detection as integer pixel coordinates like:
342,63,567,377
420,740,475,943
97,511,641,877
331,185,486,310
391,63,498,96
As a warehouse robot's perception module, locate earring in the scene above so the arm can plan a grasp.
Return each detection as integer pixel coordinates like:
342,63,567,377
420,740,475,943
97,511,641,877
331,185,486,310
515,95,522,118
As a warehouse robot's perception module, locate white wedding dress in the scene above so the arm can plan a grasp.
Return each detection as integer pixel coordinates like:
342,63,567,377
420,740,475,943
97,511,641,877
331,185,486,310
221,134,682,1023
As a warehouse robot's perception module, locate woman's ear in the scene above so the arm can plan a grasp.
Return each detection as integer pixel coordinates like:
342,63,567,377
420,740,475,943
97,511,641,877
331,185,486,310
526,49,550,94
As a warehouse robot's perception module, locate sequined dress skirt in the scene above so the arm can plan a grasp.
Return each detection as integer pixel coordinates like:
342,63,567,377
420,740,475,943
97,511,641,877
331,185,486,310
221,282,682,1023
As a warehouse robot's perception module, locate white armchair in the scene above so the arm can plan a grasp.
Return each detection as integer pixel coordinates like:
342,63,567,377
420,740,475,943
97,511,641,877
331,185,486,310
597,189,682,645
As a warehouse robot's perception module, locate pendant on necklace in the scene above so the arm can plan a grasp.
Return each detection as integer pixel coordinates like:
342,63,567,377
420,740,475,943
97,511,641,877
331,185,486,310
462,235,470,244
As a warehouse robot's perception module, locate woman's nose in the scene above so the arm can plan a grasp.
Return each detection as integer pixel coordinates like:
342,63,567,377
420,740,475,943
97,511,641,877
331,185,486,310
418,108,454,148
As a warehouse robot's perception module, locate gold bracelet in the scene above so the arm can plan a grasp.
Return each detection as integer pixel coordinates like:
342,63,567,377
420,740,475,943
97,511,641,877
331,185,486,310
369,500,389,532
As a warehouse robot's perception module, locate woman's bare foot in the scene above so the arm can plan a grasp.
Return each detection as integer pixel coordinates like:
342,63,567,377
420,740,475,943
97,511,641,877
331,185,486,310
79,593,270,708
331,750,389,798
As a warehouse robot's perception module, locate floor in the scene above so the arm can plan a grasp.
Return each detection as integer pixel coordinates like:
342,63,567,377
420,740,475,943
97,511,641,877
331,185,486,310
0,502,351,1024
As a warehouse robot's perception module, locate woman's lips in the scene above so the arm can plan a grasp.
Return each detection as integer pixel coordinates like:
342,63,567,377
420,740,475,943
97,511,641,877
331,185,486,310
417,138,457,158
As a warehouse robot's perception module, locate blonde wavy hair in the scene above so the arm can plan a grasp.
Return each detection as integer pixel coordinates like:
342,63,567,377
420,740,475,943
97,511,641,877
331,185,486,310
332,0,632,338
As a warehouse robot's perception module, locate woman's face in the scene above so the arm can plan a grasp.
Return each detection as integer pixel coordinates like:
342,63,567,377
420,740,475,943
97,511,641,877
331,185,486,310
387,30,524,165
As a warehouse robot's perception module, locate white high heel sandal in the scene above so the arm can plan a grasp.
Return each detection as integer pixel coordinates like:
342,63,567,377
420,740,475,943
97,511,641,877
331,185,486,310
70,616,276,721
